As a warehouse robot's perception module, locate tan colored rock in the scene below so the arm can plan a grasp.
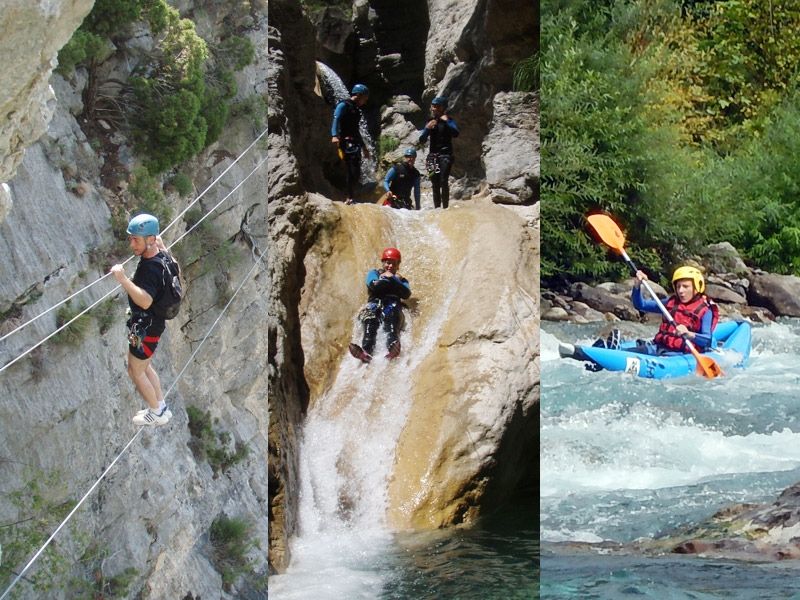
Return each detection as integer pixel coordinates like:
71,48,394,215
298,199,539,530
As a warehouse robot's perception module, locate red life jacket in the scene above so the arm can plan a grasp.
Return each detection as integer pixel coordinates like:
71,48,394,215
653,294,719,352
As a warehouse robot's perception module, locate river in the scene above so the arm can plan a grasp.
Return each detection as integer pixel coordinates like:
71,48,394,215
541,319,800,598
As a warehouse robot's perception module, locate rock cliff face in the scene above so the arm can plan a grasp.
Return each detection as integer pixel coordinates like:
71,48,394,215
268,0,539,574
0,5,268,598
0,0,95,218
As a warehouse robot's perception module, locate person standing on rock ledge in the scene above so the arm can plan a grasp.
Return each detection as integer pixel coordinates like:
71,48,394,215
331,83,371,205
382,148,421,210
349,247,411,364
110,214,173,426
419,96,459,209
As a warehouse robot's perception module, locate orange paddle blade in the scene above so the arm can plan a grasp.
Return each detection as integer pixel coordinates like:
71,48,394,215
695,351,724,379
587,214,627,253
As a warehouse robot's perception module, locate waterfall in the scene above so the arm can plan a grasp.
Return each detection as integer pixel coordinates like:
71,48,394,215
270,209,460,599
316,61,377,185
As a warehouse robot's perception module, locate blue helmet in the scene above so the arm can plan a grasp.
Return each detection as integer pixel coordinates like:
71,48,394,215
431,96,448,107
352,84,369,96
127,213,159,237
404,148,417,157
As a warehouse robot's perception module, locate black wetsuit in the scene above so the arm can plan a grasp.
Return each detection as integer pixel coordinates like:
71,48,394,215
384,161,421,209
360,268,411,355
332,98,366,201
419,116,459,208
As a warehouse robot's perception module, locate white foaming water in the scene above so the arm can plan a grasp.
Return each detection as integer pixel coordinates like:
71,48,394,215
316,61,377,183
541,320,800,545
270,210,460,599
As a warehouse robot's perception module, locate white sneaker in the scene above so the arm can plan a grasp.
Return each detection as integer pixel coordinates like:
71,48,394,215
133,408,171,426
136,407,172,419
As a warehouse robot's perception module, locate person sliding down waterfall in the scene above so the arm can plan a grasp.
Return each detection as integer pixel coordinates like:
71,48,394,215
560,266,718,362
382,148,421,210
349,247,411,363
419,96,459,209
110,214,174,426
331,83,371,205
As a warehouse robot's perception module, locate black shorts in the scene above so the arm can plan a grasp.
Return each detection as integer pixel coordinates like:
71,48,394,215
128,316,166,361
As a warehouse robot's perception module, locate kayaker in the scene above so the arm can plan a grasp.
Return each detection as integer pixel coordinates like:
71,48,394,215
628,265,718,355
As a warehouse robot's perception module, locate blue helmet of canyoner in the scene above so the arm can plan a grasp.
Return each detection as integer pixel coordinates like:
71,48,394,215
127,213,159,251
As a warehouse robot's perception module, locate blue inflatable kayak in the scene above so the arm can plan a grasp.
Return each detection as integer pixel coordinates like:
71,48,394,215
560,321,751,379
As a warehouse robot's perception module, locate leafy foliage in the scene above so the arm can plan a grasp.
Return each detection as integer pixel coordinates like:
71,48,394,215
209,515,257,590
56,0,257,174
543,0,800,283
54,30,107,77
186,406,250,476
513,54,540,92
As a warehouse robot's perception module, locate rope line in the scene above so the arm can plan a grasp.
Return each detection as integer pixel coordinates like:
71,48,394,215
0,153,266,376
0,127,266,346
0,243,267,600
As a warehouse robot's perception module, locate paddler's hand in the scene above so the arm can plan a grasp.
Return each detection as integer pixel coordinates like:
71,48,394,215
635,270,648,286
675,324,693,339
332,136,339,145
379,270,394,279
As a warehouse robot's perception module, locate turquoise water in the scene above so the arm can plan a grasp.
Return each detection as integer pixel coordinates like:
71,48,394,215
269,499,538,599
541,320,800,598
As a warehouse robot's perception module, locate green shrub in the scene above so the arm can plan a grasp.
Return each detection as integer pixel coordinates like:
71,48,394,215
53,302,92,346
186,406,250,476
209,516,257,590
55,30,106,76
0,470,75,596
378,135,399,157
68,544,139,598
129,167,172,226
228,94,268,130
513,54,539,93
94,297,120,335
167,173,194,197
217,35,255,72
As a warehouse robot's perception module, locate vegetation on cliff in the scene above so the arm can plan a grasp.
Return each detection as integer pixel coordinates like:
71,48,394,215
56,0,257,173
542,0,800,287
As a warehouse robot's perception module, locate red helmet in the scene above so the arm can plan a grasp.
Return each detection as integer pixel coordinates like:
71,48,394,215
381,247,401,262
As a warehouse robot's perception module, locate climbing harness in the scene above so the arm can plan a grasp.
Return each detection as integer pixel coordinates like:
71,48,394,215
426,153,440,177
342,136,360,155
128,320,145,349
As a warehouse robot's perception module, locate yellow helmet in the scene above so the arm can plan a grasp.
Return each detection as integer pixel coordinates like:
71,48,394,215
672,265,704,294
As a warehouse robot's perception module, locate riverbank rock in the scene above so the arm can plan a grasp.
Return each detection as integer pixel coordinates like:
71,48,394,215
662,482,800,561
749,271,800,318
